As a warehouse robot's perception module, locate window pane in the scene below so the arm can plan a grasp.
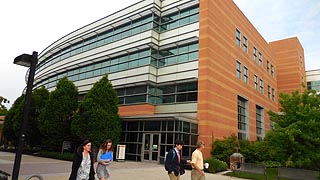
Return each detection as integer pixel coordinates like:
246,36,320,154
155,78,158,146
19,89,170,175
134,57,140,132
126,95,146,104
126,85,147,95
158,85,175,94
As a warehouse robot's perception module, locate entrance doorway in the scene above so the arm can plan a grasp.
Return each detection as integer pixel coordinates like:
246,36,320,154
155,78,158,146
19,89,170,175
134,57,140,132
142,133,160,162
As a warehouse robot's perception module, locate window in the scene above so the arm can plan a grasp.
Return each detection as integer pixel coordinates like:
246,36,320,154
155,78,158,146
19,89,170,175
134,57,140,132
116,85,148,105
238,96,248,140
254,75,258,91
307,82,312,90
236,61,242,79
253,47,257,62
268,85,271,99
236,29,241,47
256,105,264,140
243,66,248,84
156,81,198,104
258,52,263,66
272,88,275,102
259,79,264,94
271,65,275,78
158,42,198,67
267,61,270,74
160,5,199,32
243,36,248,53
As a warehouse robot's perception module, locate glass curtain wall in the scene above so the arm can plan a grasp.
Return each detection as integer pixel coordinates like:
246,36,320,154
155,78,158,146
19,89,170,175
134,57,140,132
120,118,198,162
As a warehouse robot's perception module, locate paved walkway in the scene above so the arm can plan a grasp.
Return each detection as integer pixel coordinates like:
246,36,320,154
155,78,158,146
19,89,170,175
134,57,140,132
0,151,248,180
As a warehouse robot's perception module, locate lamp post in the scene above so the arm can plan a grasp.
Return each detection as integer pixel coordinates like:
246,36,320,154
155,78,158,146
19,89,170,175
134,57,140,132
12,51,38,180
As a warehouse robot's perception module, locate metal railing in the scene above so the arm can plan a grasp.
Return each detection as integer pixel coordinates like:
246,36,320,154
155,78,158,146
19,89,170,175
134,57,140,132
25,174,44,180
0,170,10,180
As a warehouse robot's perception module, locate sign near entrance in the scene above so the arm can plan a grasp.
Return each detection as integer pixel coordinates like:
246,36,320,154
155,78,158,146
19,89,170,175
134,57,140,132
116,144,126,161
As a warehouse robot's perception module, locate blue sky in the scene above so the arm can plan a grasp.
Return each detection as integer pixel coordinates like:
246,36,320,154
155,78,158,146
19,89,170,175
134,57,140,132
234,0,320,71
0,0,319,108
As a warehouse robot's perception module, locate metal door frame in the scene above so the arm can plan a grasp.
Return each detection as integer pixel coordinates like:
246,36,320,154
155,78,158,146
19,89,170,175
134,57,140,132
142,133,160,162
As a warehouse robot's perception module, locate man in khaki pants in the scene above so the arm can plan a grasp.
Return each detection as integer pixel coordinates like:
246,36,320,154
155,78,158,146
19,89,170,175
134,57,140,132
191,141,206,180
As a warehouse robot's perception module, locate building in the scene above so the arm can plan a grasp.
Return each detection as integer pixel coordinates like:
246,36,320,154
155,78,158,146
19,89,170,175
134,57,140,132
34,0,306,162
306,69,320,91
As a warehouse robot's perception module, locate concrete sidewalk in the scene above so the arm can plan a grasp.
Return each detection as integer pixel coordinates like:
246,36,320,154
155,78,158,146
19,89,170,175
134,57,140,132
0,151,248,180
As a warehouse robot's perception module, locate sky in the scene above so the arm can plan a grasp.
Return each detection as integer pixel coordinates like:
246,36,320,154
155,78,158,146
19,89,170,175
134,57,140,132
0,0,319,109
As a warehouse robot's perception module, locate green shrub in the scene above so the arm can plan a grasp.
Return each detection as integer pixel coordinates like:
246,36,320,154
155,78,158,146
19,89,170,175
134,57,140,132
211,134,238,164
261,160,281,168
204,158,228,173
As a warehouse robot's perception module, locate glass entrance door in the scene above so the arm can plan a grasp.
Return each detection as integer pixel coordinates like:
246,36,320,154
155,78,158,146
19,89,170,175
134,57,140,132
142,133,160,162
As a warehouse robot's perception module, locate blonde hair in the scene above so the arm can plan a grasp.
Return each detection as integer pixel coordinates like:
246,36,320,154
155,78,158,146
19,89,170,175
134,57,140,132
196,141,205,148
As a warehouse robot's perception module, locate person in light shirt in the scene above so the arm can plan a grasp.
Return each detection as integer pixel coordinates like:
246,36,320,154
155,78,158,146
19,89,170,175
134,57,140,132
191,141,206,180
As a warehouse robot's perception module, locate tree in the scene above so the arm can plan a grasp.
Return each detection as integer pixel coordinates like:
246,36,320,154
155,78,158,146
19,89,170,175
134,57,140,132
2,87,50,147
2,95,24,145
0,96,9,115
71,74,121,147
39,77,78,150
27,87,49,147
268,90,320,169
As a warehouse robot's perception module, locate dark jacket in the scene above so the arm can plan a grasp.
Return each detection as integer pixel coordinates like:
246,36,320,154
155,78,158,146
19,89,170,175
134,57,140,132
68,151,95,180
165,148,186,176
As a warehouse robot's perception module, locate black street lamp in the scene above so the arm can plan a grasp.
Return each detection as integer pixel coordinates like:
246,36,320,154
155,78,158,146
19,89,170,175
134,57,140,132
12,51,38,180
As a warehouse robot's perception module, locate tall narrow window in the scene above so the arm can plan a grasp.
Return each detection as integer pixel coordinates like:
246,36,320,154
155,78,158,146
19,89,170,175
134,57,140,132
256,105,264,140
254,75,258,91
267,60,270,74
243,36,248,53
260,79,264,94
272,88,275,101
236,29,241,47
236,61,242,79
253,47,257,62
243,66,248,84
271,65,275,78
268,85,271,99
258,52,263,66
307,82,312,90
238,96,248,140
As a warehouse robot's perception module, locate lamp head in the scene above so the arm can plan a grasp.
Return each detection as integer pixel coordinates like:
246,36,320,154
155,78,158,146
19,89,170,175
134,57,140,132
13,54,34,67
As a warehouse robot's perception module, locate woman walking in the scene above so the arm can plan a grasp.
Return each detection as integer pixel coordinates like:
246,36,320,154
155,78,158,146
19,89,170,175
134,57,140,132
96,139,113,180
68,139,95,180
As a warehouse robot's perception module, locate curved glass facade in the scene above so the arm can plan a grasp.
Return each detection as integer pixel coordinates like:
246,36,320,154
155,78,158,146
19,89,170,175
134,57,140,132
35,0,200,163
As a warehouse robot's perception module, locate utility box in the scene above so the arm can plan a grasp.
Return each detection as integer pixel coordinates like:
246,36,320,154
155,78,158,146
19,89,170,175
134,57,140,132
230,153,244,169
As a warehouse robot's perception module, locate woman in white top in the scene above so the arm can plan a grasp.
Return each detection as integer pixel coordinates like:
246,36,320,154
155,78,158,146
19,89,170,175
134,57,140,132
68,139,95,180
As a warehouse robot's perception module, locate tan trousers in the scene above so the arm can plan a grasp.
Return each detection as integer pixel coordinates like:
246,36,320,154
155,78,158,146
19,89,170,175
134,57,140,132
191,169,206,180
168,172,180,180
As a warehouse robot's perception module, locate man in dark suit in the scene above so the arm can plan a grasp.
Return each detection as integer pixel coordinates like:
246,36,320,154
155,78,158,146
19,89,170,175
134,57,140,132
165,140,190,180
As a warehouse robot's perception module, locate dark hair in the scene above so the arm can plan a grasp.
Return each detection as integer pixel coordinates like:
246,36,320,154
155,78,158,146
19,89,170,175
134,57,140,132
77,139,91,153
175,139,184,146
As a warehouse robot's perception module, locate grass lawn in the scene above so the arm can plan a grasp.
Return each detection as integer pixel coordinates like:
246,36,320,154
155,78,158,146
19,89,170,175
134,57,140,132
224,168,292,180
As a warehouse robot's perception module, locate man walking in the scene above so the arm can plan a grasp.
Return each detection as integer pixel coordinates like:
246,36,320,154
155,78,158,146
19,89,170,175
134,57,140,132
165,140,190,180
191,141,206,180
